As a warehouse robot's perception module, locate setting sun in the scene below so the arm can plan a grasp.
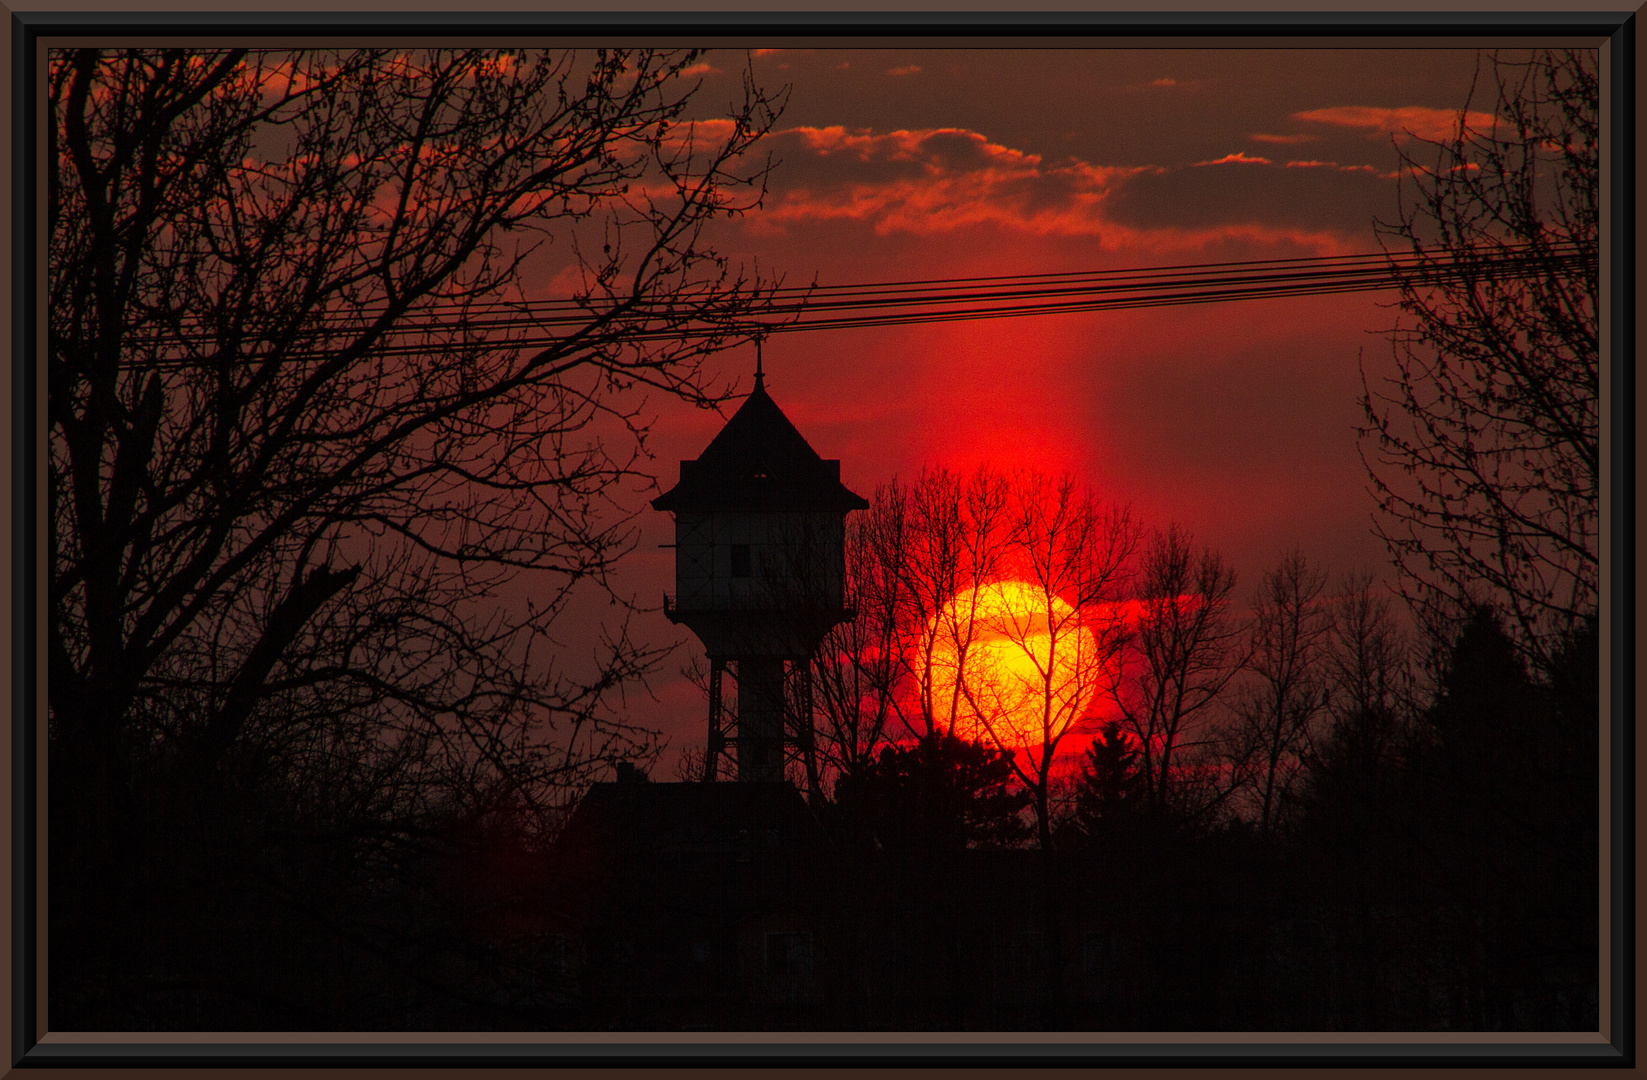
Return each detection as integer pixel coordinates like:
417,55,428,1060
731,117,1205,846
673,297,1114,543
926,580,1103,752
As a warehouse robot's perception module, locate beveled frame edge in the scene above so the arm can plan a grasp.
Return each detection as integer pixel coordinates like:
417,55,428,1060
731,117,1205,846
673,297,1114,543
5,8,1636,1068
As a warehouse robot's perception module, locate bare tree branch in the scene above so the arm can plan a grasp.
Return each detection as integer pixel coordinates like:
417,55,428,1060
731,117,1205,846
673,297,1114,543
49,47,789,839
1363,48,1599,670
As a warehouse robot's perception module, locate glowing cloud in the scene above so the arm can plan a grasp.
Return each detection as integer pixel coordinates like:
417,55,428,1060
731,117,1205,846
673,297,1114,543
1196,151,1273,166
759,125,1146,238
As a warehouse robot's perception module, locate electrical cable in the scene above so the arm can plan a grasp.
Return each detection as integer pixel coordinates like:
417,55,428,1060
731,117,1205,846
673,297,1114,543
105,242,1596,364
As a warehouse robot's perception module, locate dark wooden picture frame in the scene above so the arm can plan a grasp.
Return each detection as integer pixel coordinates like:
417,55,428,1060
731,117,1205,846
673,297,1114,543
8,7,1636,1067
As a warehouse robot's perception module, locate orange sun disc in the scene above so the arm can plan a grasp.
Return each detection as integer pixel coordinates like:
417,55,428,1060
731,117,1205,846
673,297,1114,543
924,580,1102,752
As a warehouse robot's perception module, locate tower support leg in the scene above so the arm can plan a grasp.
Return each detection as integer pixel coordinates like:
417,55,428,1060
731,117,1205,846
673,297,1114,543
799,656,821,805
704,658,725,783
738,657,785,783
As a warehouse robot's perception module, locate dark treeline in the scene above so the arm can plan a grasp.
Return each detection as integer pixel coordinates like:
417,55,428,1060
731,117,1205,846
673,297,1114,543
1049,605,1599,1031
749,468,1598,1031
49,479,1598,1031
527,575,1596,1033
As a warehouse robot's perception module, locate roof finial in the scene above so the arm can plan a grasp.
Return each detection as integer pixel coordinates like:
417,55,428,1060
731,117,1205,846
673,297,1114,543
753,337,765,390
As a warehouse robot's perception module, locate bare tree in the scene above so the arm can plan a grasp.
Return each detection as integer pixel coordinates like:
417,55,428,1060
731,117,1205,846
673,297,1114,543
1324,571,1415,755
810,483,912,790
49,49,786,837
1363,48,1599,671
891,466,1011,741
781,465,1017,807
1228,550,1331,841
1290,571,1417,835
1117,525,1244,825
951,473,1135,852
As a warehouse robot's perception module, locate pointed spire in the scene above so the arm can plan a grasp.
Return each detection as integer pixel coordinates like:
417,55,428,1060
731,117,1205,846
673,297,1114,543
651,335,868,515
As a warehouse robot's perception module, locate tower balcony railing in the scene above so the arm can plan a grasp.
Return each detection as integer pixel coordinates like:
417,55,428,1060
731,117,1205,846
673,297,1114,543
661,592,857,621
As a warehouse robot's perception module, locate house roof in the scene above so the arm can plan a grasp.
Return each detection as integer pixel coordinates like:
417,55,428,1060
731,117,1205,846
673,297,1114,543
651,379,869,513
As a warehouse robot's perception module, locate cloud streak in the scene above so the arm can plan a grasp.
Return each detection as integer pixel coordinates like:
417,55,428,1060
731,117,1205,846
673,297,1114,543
1284,159,1395,178
1293,104,1498,143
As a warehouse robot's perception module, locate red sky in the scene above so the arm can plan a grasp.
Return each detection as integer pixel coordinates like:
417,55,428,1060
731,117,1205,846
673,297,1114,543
580,47,1503,773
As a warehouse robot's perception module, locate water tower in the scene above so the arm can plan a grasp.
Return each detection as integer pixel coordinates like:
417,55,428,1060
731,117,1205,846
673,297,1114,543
652,354,868,784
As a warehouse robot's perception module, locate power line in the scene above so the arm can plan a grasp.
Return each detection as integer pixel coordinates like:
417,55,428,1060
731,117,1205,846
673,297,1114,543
110,242,1595,362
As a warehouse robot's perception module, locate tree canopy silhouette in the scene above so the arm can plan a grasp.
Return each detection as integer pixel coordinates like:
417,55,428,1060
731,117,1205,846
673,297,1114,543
832,732,1031,852
48,46,785,1028
50,46,784,825
1068,720,1146,847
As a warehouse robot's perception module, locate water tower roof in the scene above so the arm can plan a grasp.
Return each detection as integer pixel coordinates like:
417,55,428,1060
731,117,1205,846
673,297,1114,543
652,383,869,512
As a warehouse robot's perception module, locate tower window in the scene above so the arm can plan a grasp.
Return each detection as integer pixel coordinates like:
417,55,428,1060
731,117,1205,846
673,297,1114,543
729,544,752,578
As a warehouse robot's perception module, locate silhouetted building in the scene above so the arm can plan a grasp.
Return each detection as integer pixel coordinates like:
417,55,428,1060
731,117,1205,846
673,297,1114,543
544,775,839,1029
651,359,867,783
540,773,1061,1031
536,359,866,1028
